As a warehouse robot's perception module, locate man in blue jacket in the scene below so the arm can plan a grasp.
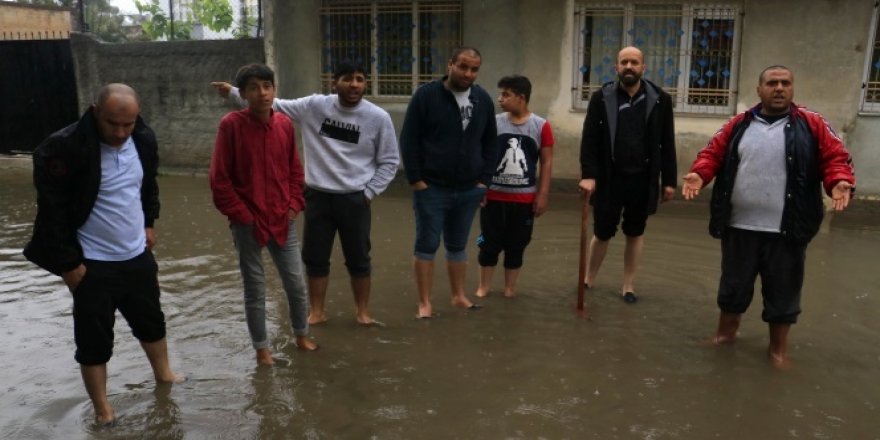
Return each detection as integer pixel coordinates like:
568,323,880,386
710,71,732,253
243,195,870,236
400,47,498,319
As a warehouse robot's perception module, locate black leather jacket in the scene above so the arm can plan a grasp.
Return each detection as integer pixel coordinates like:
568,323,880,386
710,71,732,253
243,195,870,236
23,109,159,275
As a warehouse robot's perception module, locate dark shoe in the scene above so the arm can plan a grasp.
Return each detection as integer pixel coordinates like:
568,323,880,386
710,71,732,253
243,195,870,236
622,292,638,304
467,303,483,310
583,283,591,290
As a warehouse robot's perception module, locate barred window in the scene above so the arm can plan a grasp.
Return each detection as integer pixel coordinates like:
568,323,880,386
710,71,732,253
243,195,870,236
320,1,462,98
572,2,740,115
861,4,880,112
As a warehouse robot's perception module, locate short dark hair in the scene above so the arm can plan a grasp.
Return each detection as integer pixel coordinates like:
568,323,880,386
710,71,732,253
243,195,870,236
333,61,367,80
497,75,532,103
235,63,274,90
758,65,792,84
450,46,481,63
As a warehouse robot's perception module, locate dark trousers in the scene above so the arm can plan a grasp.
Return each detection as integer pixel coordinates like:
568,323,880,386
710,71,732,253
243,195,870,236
718,228,807,324
593,171,650,240
73,250,166,365
302,188,372,278
477,200,534,269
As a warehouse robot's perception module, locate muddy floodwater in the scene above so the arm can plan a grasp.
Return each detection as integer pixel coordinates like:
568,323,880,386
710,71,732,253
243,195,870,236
1,169,878,439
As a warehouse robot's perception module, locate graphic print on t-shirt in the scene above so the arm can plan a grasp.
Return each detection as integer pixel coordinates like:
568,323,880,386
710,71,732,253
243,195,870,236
496,137,528,180
453,89,472,130
319,118,361,144
492,134,537,187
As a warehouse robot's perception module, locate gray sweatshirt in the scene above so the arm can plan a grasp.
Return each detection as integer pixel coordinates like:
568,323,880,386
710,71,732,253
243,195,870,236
230,88,400,199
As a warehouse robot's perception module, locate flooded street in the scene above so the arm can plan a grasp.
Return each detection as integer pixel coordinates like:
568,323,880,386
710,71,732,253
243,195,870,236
1,169,878,439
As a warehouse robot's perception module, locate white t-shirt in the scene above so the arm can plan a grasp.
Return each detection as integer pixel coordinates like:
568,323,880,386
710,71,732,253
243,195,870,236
452,88,472,130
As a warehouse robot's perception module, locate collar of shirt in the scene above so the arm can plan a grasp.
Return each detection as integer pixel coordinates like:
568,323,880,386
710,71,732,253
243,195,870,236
244,107,276,128
617,81,645,102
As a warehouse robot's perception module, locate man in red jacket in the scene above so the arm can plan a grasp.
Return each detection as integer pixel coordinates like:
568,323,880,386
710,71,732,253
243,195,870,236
682,65,855,369
210,64,318,366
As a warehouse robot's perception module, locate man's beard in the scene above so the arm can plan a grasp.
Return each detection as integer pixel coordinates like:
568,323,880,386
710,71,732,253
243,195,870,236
619,71,641,87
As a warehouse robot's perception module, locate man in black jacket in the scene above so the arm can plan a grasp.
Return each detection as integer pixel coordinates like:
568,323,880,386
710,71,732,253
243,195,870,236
400,47,497,319
578,46,677,304
23,83,182,426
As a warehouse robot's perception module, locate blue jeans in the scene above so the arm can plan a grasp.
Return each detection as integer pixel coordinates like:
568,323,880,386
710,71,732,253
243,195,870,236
231,220,309,350
412,184,486,261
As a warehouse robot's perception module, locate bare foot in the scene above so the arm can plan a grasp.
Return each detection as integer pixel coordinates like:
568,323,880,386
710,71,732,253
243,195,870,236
475,287,489,298
451,296,475,309
503,289,516,298
256,348,274,366
308,313,328,325
417,303,433,319
769,349,792,371
156,372,187,384
702,334,736,347
94,408,116,427
356,315,384,327
295,336,319,351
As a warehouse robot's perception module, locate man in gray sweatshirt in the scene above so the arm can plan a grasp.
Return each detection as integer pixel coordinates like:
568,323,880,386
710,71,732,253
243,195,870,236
212,62,400,326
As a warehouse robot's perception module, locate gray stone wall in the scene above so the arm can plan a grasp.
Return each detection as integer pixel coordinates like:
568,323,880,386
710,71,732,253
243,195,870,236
70,33,264,170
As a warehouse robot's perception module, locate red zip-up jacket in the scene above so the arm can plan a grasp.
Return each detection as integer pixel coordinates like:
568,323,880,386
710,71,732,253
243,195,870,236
210,108,305,246
689,103,855,244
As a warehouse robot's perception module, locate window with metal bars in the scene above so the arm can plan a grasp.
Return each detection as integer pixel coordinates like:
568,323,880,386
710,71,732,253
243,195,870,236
319,0,462,98
572,2,740,115
861,4,880,112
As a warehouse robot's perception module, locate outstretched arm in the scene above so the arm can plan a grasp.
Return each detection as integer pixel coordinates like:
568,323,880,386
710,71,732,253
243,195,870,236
681,173,704,200
831,181,853,211
210,81,232,98
210,82,311,121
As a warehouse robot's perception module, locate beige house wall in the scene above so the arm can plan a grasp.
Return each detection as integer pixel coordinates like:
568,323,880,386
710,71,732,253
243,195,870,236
266,0,879,195
0,3,71,40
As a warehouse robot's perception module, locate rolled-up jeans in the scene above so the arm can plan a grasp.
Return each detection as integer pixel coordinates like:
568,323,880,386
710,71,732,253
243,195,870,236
412,184,486,261
231,219,309,350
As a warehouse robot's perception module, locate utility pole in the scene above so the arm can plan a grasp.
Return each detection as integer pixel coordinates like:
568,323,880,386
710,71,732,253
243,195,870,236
169,0,175,40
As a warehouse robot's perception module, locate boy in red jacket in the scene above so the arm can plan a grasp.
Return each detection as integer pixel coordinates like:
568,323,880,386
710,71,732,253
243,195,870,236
210,64,318,366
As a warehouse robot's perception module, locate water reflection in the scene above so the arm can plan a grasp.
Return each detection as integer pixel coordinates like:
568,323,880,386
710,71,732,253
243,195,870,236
0,170,878,438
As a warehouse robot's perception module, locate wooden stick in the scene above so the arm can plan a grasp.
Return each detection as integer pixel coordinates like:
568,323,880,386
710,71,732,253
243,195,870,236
576,195,590,313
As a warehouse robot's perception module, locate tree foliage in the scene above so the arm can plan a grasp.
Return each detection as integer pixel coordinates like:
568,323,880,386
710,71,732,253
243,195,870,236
193,0,234,33
12,0,247,42
135,0,192,40
136,0,235,40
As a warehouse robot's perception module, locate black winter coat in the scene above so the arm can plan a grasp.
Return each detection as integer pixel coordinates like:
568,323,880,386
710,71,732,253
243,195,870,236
579,79,677,214
23,109,159,275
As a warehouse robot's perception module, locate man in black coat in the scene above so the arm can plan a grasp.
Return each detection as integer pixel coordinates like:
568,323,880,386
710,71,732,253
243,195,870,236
23,83,183,426
578,46,677,304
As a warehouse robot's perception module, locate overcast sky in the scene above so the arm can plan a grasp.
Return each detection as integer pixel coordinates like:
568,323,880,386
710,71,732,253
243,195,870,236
108,0,139,14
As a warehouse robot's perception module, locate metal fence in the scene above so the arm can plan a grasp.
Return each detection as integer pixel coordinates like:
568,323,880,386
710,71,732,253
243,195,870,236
572,2,739,115
319,0,462,98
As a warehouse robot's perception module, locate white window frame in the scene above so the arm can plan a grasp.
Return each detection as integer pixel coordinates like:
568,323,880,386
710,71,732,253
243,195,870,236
860,2,880,113
572,2,741,115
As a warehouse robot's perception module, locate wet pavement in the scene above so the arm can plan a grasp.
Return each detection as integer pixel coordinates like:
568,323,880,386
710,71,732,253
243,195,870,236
1,169,878,439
